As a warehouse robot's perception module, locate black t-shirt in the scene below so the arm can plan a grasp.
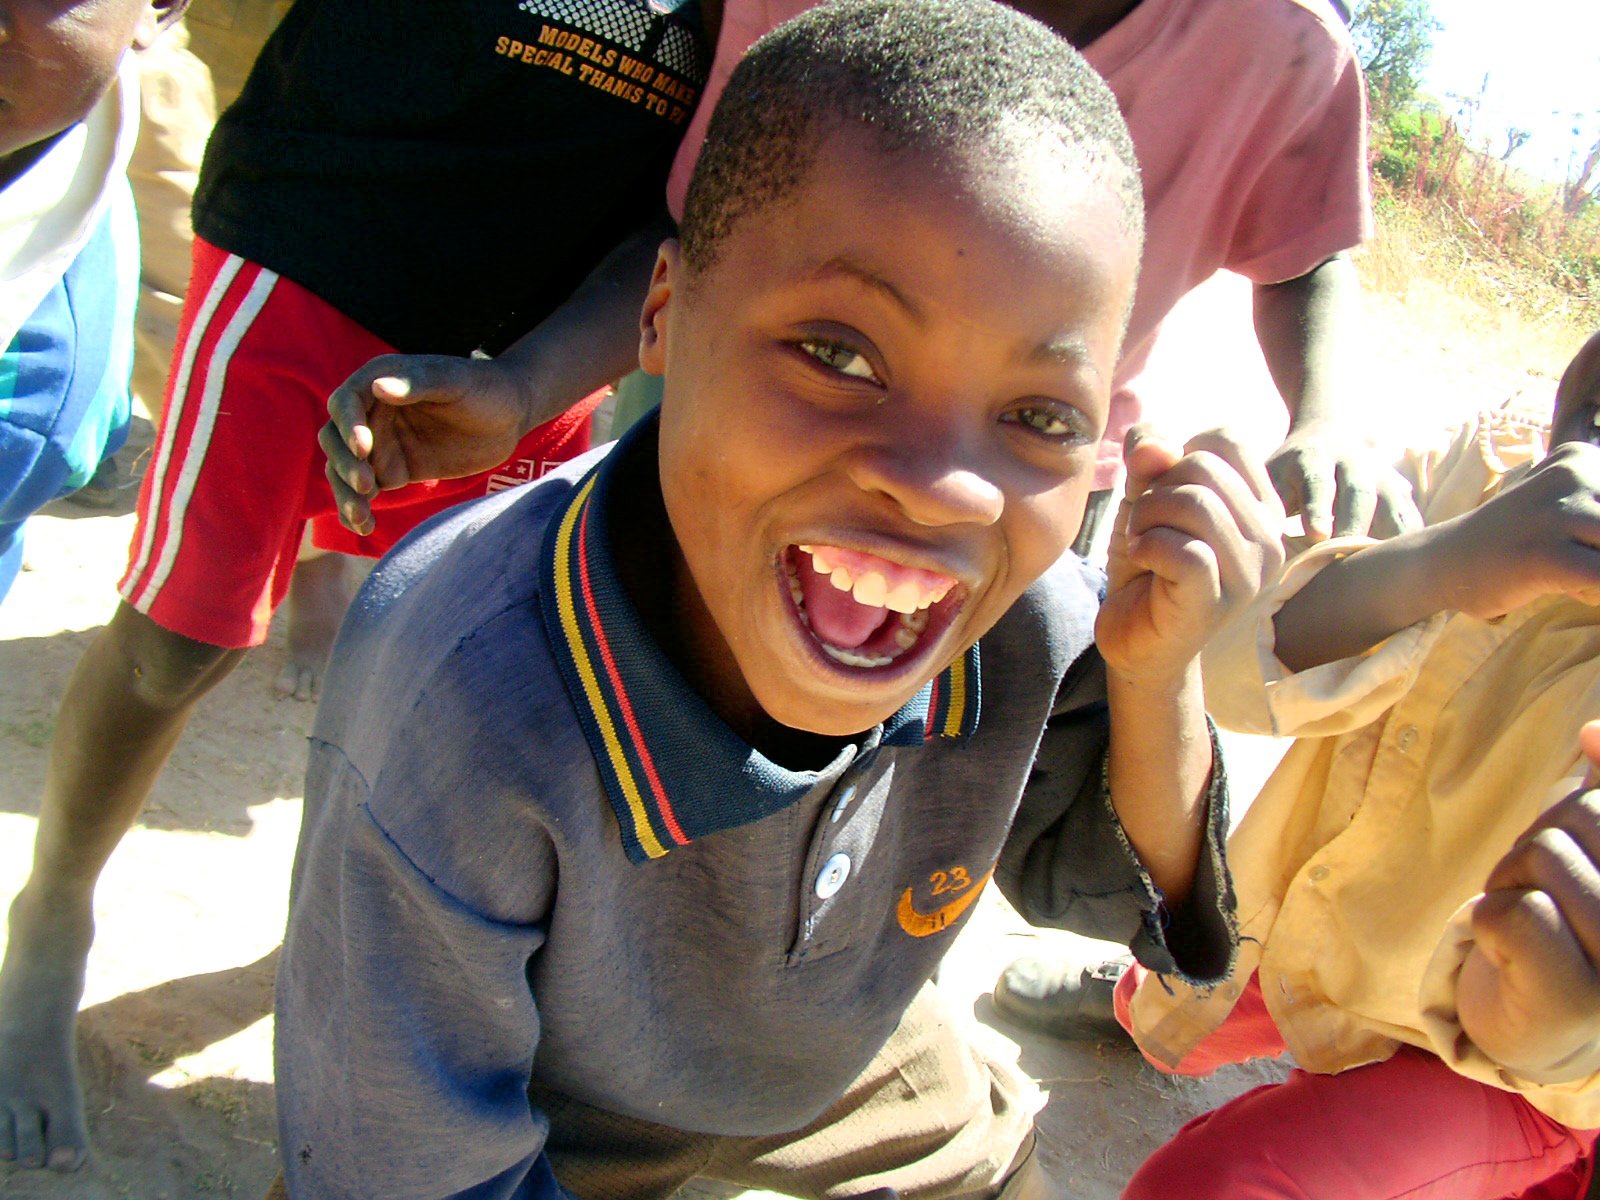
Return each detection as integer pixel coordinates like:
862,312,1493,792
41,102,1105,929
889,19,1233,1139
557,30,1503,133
193,0,709,355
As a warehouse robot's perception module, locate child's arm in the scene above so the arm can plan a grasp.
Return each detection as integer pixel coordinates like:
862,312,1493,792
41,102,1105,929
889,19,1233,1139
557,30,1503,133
1095,428,1286,904
1255,253,1423,542
1271,441,1600,672
276,747,563,1199
1450,721,1600,1082
322,213,673,534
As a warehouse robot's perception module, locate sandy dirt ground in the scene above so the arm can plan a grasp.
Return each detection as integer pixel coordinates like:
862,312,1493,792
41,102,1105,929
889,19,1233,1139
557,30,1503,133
0,270,1583,1199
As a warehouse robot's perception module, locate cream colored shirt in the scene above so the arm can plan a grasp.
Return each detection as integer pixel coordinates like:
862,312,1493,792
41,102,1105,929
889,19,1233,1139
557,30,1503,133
1130,395,1600,1128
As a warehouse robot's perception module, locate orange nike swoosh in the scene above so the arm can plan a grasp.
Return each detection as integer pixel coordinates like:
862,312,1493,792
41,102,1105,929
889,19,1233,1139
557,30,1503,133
895,868,994,938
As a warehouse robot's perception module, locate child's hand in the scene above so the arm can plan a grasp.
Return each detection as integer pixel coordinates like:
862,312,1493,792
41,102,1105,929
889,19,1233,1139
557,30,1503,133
1096,427,1286,686
321,355,539,535
1267,422,1422,542
1456,721,1600,1079
1433,441,1600,620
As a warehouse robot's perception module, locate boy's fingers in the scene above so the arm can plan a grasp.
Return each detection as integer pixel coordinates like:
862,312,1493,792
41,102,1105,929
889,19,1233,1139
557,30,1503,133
1182,428,1277,506
1120,425,1183,500
1483,791,1600,968
1124,482,1264,600
1330,465,1378,540
1109,428,1182,582
327,355,469,451
1581,720,1600,785
318,422,375,496
326,380,375,457
1476,838,1600,977
1369,477,1424,540
1468,886,1585,980
319,423,378,535
325,459,375,536
1269,451,1333,540
1121,522,1223,601
367,356,480,408
1129,450,1284,554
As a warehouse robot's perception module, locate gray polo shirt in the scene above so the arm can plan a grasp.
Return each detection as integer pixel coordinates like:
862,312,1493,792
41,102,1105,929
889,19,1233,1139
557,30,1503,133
275,422,1234,1200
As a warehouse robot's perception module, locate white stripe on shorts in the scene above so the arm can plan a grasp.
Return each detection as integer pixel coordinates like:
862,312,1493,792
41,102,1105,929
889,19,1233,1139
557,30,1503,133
127,262,279,611
124,255,246,600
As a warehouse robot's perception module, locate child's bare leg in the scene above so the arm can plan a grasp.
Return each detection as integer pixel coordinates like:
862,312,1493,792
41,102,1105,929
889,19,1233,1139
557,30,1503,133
0,604,243,1170
273,549,355,703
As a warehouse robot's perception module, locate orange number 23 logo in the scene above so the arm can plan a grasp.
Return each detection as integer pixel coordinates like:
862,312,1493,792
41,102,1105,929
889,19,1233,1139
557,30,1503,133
897,864,993,938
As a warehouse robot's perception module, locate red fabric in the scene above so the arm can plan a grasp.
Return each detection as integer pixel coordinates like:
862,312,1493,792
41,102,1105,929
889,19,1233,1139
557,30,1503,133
120,237,599,648
1113,967,1598,1200
1113,960,1286,1077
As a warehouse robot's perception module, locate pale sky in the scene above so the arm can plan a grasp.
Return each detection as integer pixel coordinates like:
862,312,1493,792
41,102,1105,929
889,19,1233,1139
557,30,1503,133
1418,1,1600,182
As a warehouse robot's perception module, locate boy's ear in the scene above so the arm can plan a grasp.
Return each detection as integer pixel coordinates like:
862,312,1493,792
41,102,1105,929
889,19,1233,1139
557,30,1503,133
133,0,192,51
638,239,681,378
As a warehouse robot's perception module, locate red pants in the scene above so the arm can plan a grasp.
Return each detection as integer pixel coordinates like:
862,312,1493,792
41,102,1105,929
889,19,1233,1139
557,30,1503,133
1113,967,1598,1200
120,237,600,648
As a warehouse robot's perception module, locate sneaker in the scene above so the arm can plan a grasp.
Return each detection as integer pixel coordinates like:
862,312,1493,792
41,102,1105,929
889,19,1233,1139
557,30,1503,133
62,454,121,509
992,954,1131,1041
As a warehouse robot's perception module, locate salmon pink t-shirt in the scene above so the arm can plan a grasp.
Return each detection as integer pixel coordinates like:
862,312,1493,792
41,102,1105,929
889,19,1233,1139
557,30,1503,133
667,0,1372,488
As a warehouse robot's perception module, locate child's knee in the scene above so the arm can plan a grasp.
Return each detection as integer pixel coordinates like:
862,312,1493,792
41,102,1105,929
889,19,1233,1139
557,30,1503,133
107,603,241,710
1123,1126,1293,1200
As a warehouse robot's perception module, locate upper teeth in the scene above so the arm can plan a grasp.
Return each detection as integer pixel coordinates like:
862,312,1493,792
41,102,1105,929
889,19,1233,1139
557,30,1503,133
799,546,949,613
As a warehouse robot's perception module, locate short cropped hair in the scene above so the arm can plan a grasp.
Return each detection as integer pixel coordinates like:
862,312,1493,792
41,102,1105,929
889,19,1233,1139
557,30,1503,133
679,0,1143,273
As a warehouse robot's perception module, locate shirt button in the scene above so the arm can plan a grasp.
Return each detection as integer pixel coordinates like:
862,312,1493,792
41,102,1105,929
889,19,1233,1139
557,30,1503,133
815,853,852,899
1309,865,1331,883
1396,726,1419,752
830,785,856,823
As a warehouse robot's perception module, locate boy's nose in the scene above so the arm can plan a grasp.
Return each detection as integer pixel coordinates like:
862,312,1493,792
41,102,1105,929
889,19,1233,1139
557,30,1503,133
846,436,1005,528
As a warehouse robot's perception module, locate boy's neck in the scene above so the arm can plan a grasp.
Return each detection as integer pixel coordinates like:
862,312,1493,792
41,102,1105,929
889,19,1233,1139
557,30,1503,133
1004,0,1142,47
610,437,852,772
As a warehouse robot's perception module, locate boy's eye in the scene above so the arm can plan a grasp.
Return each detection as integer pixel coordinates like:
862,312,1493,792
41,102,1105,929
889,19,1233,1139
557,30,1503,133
799,339,880,383
1003,403,1091,443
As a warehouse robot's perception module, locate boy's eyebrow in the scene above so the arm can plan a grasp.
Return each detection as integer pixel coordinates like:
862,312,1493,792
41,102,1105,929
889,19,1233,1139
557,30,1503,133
804,255,1095,370
808,256,925,324
1029,334,1093,368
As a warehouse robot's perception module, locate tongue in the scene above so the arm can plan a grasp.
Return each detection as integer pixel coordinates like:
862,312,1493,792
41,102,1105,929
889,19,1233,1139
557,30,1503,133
796,553,890,649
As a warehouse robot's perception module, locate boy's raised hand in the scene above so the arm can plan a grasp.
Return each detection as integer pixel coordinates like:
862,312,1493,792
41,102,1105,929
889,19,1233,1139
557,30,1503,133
1096,427,1286,684
1455,721,1600,1081
1432,441,1600,621
321,354,538,535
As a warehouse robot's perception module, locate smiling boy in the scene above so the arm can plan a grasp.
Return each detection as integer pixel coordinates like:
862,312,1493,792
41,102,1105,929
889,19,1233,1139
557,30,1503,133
271,2,1283,1196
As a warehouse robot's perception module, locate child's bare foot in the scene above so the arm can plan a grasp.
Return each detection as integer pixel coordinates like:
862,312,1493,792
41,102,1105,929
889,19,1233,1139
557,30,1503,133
0,887,94,1171
273,553,356,702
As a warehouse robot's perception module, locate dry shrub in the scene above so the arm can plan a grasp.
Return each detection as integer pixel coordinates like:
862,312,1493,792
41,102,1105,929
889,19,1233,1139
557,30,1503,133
1360,110,1600,343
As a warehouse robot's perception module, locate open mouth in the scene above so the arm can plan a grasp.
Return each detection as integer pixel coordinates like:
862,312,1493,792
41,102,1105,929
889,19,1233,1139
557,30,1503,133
781,544,962,669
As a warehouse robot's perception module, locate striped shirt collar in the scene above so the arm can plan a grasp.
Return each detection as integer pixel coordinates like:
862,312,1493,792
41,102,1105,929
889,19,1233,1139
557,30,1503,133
537,420,982,864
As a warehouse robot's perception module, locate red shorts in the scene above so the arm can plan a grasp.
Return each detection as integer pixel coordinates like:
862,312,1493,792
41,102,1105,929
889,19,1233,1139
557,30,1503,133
1115,967,1598,1200
119,237,600,648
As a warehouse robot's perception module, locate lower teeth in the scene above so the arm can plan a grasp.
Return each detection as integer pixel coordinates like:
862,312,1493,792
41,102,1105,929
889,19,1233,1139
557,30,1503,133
821,644,895,668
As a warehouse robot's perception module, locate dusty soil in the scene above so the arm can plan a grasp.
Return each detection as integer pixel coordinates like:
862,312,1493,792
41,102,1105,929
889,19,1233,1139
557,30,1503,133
0,270,1581,1200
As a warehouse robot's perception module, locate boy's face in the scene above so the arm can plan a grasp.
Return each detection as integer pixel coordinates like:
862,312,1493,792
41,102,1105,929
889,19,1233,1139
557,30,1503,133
1552,330,1600,451
640,122,1138,740
0,0,174,173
